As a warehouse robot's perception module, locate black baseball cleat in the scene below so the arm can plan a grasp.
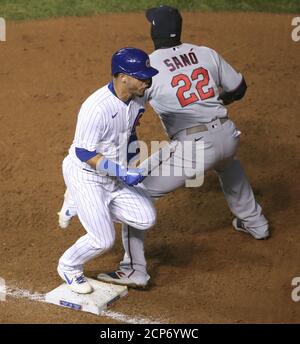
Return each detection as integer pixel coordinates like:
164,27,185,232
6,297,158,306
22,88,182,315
232,218,269,240
97,270,149,288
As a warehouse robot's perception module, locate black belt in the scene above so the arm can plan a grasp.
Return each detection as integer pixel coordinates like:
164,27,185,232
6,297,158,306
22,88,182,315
186,117,229,135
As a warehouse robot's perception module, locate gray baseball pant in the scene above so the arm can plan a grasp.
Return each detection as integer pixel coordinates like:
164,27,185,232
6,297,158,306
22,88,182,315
120,118,269,277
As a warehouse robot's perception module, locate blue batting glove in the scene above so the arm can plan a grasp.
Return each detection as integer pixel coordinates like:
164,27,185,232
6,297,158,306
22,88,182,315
96,158,145,186
120,168,145,186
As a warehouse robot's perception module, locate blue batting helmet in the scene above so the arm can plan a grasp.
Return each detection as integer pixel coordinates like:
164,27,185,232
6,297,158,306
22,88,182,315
111,47,158,80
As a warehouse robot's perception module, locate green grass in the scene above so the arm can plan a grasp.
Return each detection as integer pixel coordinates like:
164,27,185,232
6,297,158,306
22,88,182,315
0,0,299,20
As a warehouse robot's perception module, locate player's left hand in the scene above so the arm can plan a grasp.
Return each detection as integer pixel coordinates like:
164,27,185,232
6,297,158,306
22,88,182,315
120,168,145,186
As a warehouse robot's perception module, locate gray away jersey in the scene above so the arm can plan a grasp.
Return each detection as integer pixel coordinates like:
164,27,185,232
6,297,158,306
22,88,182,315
145,43,243,137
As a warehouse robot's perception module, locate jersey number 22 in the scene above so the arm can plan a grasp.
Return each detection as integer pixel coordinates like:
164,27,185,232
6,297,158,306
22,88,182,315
171,67,215,107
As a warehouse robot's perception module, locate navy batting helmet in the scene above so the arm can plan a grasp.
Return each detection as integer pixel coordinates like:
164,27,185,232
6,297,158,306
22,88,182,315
111,47,158,80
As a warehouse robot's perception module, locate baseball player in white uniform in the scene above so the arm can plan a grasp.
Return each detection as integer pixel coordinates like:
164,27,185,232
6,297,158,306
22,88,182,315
60,6,269,289
56,47,158,293
95,6,270,288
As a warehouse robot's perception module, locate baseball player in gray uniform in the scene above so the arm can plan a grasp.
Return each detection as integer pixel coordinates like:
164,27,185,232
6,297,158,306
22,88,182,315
57,47,158,293
95,6,269,288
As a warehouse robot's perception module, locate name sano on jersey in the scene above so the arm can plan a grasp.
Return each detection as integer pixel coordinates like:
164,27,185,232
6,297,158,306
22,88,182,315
163,50,198,72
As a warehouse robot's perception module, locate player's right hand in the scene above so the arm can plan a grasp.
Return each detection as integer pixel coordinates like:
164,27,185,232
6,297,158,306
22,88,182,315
119,168,145,186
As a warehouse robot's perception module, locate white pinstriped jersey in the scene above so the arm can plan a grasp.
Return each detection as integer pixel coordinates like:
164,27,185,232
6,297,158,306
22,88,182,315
145,43,243,137
69,82,145,171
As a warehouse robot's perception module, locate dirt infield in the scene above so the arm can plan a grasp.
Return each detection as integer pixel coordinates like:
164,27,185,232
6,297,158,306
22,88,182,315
0,11,299,323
